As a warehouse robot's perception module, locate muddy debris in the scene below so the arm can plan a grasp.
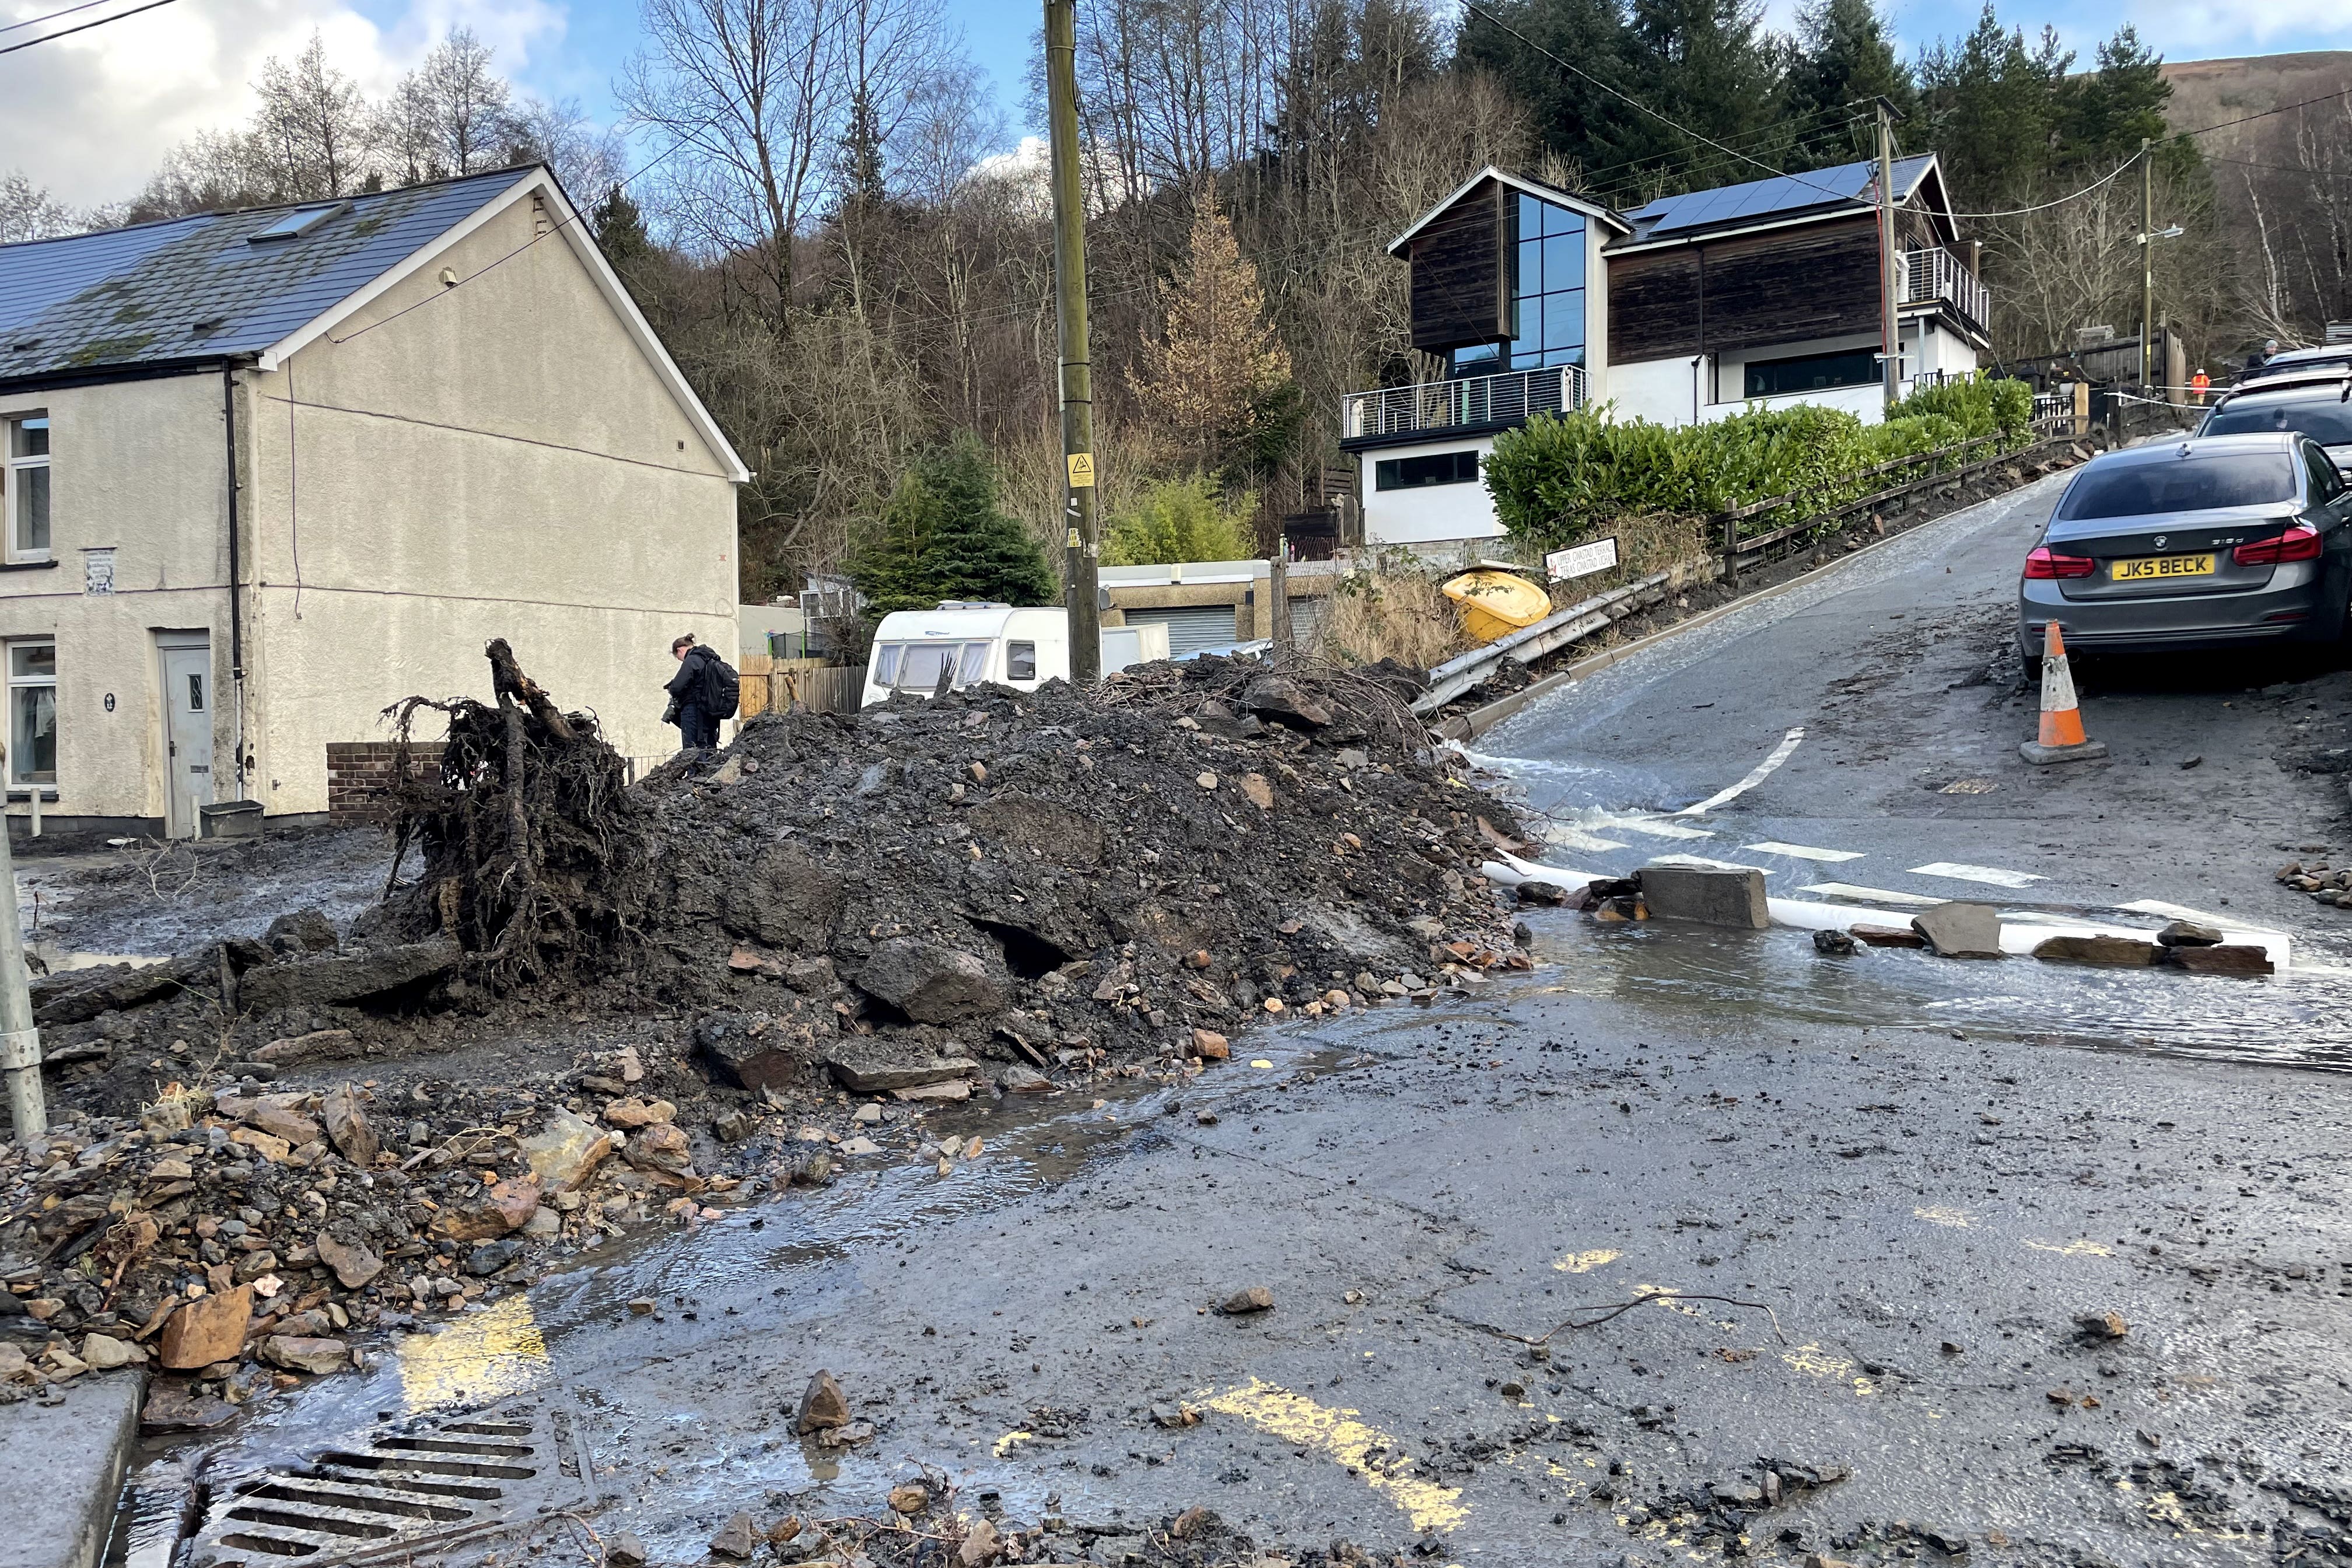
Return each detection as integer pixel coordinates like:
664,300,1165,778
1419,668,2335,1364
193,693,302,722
4,646,1532,1430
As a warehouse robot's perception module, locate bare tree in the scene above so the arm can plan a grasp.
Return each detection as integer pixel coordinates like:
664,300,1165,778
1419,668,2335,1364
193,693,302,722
380,27,527,184
251,32,374,198
0,172,79,242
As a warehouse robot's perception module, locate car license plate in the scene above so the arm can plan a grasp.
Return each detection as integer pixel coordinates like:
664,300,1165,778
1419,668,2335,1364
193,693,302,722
2112,554,2216,582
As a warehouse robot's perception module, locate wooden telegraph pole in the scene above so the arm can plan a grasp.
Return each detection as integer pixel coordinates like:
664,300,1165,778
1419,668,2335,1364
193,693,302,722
2139,138,2154,394
1044,0,1102,684
1875,96,1904,414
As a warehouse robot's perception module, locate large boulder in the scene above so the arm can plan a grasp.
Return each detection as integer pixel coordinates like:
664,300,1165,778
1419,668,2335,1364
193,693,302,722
1242,677,1333,729
856,939,1004,1024
1638,863,1768,930
1910,902,2004,959
721,845,846,951
2031,933,2160,966
696,1012,817,1096
236,940,459,1014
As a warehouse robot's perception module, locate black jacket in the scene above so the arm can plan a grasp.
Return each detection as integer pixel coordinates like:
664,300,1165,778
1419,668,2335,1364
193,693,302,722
666,645,719,710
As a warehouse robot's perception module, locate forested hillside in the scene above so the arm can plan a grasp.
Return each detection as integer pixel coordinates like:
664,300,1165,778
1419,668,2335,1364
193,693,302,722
5,0,2345,598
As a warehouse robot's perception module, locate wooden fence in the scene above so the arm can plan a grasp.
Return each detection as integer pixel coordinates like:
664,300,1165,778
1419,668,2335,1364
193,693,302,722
739,653,866,717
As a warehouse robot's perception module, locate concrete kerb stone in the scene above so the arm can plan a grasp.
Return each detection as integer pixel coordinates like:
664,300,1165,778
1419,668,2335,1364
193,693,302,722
1638,862,1769,929
0,1369,143,1568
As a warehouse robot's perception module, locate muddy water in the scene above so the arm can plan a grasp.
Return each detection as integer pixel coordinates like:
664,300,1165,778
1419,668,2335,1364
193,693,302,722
103,1032,1359,1562
1522,909,2352,1072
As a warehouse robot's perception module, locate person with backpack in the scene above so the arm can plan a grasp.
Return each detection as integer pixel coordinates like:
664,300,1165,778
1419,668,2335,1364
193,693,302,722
662,633,738,751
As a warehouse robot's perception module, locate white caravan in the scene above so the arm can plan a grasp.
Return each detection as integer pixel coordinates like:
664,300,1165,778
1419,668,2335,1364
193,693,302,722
860,604,1170,707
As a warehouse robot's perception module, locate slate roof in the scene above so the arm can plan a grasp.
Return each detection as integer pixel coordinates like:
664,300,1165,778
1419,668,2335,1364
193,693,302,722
0,166,535,386
1621,155,1938,242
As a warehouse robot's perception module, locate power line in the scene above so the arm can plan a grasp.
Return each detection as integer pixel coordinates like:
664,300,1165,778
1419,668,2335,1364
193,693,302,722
0,0,117,36
0,0,179,57
326,137,691,348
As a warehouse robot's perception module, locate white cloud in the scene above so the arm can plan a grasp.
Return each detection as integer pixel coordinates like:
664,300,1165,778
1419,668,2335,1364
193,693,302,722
0,0,569,204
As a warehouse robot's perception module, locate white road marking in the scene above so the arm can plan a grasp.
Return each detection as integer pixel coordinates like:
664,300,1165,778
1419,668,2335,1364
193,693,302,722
1540,823,1630,853
1601,817,1716,840
1908,862,2047,889
1743,841,1864,863
1798,882,1944,908
1675,727,1805,816
1650,854,1774,875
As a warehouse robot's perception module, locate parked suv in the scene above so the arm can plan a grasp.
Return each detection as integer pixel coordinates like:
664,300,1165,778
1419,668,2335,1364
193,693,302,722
2018,432,2352,674
2197,377,2352,476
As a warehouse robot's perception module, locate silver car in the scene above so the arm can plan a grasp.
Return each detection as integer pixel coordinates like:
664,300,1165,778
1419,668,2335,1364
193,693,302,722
2017,432,2352,674
2195,376,2352,475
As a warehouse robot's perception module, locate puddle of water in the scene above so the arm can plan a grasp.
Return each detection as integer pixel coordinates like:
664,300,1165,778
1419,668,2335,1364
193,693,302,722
1524,914,2352,1072
111,1020,1386,1561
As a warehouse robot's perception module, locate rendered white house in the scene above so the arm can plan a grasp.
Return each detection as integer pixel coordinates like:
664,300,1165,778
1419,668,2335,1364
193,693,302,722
1345,157,1991,547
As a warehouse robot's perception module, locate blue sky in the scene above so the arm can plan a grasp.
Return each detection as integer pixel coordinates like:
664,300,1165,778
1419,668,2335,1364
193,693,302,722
5,0,2350,204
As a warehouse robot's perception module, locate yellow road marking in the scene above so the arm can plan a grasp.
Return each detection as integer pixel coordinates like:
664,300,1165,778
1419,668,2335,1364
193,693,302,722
993,1431,1034,1457
1780,1342,1879,1397
1553,1249,1622,1273
397,1294,547,1413
1913,1206,1973,1228
2026,1238,2113,1257
1200,1379,1466,1533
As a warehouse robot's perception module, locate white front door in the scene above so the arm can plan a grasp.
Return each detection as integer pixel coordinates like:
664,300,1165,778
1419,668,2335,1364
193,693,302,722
157,634,212,838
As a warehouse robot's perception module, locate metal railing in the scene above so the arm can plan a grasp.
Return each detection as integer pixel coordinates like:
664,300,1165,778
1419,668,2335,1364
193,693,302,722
1342,363,1587,441
1902,247,1990,332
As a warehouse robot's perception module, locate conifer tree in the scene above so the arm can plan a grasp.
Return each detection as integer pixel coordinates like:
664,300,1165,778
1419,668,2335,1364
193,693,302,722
1129,186,1297,475
850,438,1056,618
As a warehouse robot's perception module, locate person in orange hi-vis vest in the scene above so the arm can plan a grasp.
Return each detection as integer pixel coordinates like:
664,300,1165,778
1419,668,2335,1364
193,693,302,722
2190,368,2210,404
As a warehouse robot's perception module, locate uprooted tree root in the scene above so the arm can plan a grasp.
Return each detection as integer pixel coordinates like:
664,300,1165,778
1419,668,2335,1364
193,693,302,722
384,638,657,993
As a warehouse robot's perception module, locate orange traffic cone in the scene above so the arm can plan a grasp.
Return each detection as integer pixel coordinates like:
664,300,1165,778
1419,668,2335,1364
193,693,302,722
2020,621,2107,765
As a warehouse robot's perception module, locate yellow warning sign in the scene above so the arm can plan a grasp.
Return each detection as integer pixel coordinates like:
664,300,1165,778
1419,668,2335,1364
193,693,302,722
1066,452,1096,487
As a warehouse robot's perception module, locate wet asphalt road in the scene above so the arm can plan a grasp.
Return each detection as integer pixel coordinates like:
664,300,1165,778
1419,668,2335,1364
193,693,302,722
1477,466,2352,965
169,479,2352,1567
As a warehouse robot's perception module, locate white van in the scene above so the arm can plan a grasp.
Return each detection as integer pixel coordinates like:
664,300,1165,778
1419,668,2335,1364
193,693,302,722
860,604,1170,707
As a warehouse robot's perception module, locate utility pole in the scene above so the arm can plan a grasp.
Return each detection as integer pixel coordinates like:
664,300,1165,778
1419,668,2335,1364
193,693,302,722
1044,0,1101,685
0,747,43,1144
1875,97,1904,414
2139,138,2154,395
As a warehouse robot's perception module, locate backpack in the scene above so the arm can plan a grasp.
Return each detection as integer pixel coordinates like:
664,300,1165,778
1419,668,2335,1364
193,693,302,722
701,650,741,720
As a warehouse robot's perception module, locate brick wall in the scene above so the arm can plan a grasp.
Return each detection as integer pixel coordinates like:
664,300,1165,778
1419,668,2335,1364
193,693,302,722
326,742,444,822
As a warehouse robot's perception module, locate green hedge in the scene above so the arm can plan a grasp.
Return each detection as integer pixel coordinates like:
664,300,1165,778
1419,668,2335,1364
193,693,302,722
1485,374,2035,552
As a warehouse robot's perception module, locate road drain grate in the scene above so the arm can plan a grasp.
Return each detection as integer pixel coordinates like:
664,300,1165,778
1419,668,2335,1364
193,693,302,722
187,1399,596,1566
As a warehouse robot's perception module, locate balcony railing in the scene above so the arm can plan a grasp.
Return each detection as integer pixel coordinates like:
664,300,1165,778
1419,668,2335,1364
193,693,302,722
1343,363,1587,442
1902,247,1990,332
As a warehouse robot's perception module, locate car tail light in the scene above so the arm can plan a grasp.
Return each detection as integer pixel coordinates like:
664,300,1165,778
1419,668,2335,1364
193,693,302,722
2233,522,2323,565
2024,546,2095,579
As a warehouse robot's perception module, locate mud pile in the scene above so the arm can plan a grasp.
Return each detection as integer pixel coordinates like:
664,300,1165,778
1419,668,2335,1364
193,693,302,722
626,652,1527,1090
4,650,1530,1416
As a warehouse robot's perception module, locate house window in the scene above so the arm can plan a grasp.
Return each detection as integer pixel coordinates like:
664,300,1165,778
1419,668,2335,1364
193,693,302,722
1510,195,1586,372
5,413,49,562
1744,348,1879,399
7,640,55,786
1376,450,1482,491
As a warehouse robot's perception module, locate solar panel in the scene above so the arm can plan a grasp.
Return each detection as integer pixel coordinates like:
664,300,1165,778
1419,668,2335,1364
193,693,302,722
1627,156,1934,238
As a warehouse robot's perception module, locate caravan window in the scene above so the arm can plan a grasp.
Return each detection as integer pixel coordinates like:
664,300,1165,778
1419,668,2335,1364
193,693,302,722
872,643,902,685
957,642,989,685
1006,642,1037,681
898,643,950,691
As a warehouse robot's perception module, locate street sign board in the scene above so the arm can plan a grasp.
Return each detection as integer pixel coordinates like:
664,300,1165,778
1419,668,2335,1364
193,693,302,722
1545,536,1618,582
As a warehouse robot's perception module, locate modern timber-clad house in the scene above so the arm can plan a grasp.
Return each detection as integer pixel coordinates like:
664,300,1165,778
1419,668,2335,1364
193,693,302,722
1345,156,1992,546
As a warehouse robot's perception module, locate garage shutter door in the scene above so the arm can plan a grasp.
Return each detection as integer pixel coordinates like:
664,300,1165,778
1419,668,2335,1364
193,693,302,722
1124,605,1239,657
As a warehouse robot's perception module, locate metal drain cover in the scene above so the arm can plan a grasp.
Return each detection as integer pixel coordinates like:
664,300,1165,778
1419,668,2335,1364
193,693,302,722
187,1397,596,1565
